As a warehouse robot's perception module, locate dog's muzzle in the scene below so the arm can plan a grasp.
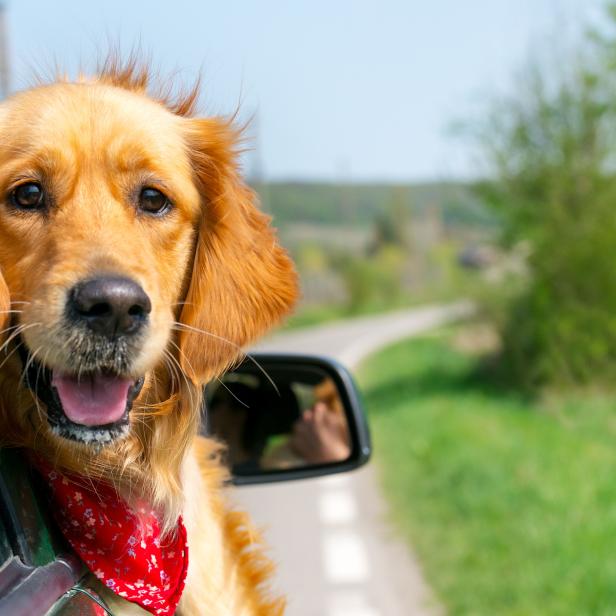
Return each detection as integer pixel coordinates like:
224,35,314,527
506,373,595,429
19,340,144,445
17,275,151,445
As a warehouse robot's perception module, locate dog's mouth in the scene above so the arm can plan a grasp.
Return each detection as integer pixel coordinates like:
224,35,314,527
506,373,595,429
18,340,144,445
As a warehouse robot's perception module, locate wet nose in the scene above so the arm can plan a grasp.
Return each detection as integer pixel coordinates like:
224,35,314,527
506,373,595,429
68,276,151,337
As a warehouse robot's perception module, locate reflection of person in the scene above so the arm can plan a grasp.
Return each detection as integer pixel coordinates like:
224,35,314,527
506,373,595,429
207,383,266,471
208,380,301,472
288,379,351,464
209,376,351,471
289,401,351,464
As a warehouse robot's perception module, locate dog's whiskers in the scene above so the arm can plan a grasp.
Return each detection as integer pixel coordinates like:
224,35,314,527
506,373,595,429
171,321,279,395
0,323,42,371
27,346,47,424
161,348,181,392
0,323,22,343
34,346,53,427
165,339,198,409
20,343,43,388
213,377,250,409
0,322,28,348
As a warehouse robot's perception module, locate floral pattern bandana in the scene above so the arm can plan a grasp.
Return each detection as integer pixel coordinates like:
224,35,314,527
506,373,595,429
37,461,188,615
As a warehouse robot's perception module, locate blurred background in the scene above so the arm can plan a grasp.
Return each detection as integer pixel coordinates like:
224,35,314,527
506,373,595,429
4,1,616,614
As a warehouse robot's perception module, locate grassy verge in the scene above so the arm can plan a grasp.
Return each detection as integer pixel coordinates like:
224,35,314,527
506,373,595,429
357,330,616,615
284,282,475,330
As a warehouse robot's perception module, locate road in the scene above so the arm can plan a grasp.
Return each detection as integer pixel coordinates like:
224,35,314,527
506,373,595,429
231,302,473,616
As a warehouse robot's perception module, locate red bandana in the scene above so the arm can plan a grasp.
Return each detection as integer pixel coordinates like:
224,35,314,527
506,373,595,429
37,462,188,615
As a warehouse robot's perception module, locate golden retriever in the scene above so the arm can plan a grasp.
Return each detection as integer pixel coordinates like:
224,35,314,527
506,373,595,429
0,57,298,615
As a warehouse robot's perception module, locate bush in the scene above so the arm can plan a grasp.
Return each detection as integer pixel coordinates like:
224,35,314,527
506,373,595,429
473,11,616,388
335,247,407,313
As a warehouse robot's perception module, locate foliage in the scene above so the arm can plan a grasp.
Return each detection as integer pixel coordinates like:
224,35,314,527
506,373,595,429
255,181,493,229
359,332,616,615
473,12,616,387
330,247,405,312
368,187,411,254
295,243,330,273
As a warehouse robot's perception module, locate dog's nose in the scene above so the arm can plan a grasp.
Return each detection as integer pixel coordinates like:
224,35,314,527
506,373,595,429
68,277,151,337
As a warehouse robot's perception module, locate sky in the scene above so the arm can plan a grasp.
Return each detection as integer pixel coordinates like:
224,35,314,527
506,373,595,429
2,0,609,182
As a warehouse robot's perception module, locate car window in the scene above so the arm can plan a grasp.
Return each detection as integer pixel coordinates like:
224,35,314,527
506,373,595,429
0,508,12,565
0,449,65,566
0,449,111,615
46,587,113,616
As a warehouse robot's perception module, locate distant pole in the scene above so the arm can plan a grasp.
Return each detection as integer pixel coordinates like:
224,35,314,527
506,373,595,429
0,1,8,99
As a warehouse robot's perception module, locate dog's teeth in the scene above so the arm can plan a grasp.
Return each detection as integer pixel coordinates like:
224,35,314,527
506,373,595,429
51,422,130,446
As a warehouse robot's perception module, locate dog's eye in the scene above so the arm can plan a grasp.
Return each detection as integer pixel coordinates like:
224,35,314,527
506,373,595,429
139,188,171,215
10,182,45,210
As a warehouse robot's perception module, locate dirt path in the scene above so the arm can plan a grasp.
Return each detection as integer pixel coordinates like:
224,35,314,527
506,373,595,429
231,302,472,615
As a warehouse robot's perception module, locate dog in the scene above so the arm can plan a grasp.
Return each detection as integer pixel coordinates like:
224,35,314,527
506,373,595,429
0,56,298,615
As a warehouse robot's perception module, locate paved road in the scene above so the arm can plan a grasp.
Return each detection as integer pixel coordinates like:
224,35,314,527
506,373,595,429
231,302,472,616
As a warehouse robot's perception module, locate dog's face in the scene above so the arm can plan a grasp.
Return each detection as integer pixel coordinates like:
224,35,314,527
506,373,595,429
0,77,297,450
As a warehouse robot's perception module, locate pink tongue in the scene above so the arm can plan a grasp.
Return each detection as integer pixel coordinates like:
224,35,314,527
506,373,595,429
51,371,133,426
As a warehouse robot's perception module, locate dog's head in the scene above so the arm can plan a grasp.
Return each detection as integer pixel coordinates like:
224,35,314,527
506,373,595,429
0,62,297,457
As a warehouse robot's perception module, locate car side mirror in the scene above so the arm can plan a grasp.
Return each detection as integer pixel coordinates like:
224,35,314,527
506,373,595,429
204,353,371,485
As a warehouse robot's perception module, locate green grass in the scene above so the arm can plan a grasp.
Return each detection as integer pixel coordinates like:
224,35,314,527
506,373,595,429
357,332,616,615
283,304,349,330
283,297,427,330
283,278,477,331
283,300,416,330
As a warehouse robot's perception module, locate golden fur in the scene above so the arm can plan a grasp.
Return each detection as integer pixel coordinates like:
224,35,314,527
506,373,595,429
0,58,297,614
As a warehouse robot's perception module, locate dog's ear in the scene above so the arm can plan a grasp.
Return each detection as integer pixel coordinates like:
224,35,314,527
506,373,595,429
178,118,298,384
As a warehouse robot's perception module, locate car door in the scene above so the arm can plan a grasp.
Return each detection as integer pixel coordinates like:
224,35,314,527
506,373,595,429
0,448,112,615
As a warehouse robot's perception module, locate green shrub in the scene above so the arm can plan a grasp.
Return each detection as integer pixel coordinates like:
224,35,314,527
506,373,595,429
335,247,406,313
473,10,616,388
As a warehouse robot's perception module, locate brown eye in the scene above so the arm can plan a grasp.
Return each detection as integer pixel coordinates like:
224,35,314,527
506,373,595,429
10,182,45,210
138,187,171,215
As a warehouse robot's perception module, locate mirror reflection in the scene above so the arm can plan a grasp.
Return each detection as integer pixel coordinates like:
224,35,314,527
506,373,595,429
205,365,351,474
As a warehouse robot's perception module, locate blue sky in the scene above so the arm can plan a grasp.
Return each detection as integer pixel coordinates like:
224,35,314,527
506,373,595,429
3,0,608,182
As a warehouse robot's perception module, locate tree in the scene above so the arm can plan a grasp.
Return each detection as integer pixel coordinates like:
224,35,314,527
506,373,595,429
473,10,616,387
368,186,411,255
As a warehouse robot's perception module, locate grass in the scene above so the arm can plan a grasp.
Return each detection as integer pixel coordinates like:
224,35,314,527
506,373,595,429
283,299,418,330
283,280,476,330
283,304,351,330
357,330,616,615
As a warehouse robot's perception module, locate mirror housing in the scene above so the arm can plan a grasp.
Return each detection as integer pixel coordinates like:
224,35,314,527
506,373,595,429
204,353,371,485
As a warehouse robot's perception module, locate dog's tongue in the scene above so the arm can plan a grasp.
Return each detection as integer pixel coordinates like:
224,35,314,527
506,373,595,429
51,371,132,426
